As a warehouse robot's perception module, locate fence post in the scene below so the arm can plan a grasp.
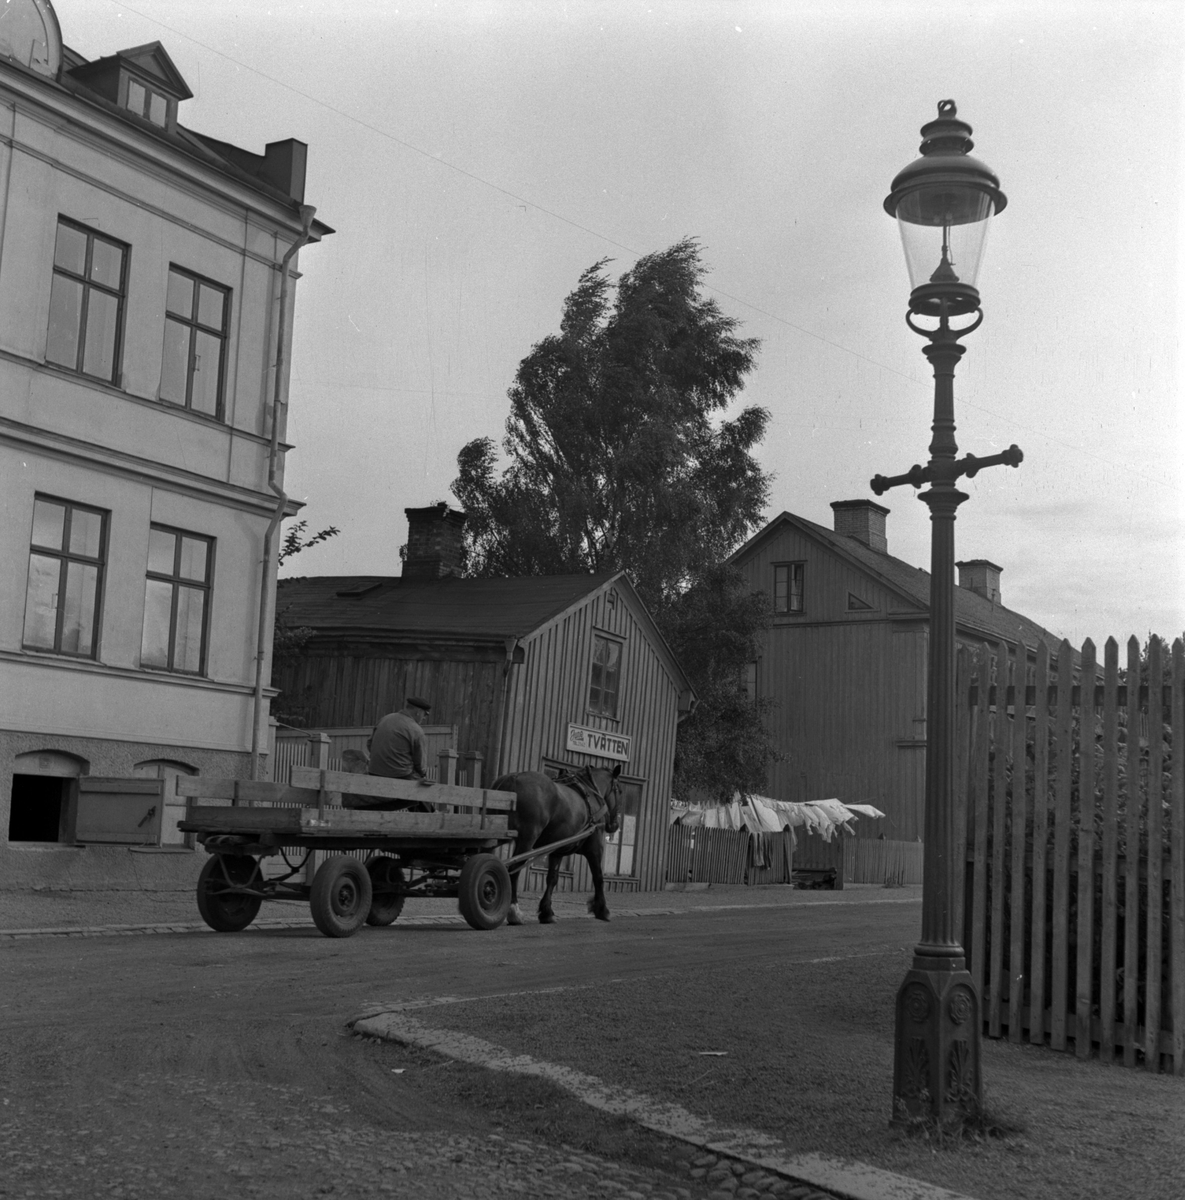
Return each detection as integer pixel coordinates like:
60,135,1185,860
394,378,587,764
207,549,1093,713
311,732,331,771
462,751,483,789
438,748,458,786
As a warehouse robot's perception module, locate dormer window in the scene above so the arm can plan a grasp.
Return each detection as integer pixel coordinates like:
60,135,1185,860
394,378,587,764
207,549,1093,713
125,77,169,127
66,41,192,136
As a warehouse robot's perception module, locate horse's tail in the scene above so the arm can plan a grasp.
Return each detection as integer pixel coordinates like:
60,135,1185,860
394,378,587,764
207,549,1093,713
490,773,518,792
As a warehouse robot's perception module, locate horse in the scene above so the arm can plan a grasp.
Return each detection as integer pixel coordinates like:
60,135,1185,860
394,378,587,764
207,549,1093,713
491,763,622,925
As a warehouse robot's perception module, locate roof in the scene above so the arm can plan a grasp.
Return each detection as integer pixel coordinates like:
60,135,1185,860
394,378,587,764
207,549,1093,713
731,511,1067,656
277,572,624,642
1,38,331,228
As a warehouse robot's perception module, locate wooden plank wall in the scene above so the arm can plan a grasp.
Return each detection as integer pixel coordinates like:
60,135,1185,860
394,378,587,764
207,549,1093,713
733,522,930,840
275,653,505,770
957,635,1185,1074
499,584,681,893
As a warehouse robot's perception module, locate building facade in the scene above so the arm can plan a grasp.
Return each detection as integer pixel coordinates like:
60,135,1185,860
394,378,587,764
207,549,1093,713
732,500,1064,842
275,505,696,893
0,2,329,887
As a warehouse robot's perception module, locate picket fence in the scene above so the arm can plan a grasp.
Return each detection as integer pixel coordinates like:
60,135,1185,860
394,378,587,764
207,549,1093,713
955,635,1185,1074
665,825,794,886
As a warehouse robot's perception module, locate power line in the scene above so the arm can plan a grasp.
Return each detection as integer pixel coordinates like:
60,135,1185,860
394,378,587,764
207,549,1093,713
104,0,1178,493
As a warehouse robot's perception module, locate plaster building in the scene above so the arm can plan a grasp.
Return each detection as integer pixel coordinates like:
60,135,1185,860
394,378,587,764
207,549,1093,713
274,504,696,894
731,499,1064,842
0,1,330,887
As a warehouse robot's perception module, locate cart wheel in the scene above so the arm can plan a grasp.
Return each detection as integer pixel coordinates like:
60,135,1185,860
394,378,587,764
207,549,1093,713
365,856,405,926
457,853,512,930
196,855,262,932
310,855,373,938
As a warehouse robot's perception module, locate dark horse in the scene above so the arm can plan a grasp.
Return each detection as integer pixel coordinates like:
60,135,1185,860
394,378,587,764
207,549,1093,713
491,764,622,925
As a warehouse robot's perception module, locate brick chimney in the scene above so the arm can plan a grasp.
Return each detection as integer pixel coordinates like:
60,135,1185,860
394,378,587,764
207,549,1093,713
830,499,889,553
956,559,1003,604
403,504,466,580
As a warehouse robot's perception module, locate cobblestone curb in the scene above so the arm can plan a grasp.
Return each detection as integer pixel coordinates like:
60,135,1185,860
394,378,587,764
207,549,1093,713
353,1011,978,1200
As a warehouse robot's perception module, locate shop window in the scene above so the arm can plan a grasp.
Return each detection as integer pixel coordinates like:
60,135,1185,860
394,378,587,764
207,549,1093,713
602,778,641,877
46,217,128,383
22,496,108,658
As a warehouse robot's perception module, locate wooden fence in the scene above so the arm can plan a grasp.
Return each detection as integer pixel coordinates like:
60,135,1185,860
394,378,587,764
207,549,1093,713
956,635,1185,1074
665,826,794,886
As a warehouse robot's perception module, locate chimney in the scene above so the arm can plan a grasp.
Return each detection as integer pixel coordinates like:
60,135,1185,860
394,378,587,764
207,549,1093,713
403,504,466,580
830,499,889,553
956,559,1003,604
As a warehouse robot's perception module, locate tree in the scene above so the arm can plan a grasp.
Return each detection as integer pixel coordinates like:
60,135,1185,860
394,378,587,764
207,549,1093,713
454,239,778,800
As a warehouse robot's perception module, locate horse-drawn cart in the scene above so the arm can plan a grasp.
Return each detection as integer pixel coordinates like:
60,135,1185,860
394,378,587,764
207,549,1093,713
177,767,563,937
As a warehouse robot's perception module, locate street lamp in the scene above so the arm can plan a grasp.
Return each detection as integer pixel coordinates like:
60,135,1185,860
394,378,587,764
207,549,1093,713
873,100,1020,1125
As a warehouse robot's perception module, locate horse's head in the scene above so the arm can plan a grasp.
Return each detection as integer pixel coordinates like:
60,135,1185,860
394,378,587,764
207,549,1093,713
589,763,623,837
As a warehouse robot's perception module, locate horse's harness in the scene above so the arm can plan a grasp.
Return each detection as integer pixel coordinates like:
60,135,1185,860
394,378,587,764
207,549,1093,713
556,766,615,830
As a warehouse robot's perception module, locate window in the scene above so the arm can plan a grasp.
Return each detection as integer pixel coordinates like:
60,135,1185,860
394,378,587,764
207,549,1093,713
125,76,169,126
602,779,641,877
46,218,128,383
160,267,230,417
774,562,805,614
22,496,107,657
141,525,213,674
742,661,758,702
588,634,622,718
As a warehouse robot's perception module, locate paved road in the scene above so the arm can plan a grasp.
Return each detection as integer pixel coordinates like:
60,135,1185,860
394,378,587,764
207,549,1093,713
0,894,922,1200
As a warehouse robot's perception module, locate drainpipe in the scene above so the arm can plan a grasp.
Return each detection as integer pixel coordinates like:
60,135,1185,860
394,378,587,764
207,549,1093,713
250,204,317,780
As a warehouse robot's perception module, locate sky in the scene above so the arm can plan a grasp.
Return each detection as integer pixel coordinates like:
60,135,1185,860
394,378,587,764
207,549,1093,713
56,0,1185,647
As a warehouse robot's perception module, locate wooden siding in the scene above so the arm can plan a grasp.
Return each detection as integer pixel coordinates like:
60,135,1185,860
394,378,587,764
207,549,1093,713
501,585,682,892
735,523,923,839
275,653,505,770
736,522,928,839
739,522,919,626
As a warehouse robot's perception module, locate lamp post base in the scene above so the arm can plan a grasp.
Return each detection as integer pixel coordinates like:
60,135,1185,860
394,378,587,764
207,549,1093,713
892,957,981,1126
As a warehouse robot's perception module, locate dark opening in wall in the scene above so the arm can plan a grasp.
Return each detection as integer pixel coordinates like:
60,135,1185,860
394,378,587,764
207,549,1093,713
8,775,67,842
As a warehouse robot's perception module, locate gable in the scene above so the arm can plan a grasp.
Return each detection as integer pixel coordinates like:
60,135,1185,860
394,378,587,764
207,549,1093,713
733,516,924,622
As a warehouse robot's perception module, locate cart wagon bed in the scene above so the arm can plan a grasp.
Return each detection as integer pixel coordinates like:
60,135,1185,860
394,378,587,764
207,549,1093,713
179,768,524,936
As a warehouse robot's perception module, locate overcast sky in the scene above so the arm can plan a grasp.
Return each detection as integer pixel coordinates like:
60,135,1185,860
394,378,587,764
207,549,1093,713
58,0,1184,647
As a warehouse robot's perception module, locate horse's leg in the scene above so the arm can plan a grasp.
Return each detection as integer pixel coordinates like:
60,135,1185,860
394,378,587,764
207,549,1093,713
507,826,539,926
584,831,611,921
538,848,563,924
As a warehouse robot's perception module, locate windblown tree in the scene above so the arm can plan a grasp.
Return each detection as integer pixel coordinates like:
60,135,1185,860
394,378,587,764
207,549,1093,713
453,239,778,800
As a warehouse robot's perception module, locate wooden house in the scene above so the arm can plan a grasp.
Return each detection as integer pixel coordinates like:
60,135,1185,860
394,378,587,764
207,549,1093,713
731,500,1064,842
274,504,696,893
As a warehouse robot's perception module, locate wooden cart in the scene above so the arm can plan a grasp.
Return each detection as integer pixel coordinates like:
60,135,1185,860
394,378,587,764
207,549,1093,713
178,768,530,936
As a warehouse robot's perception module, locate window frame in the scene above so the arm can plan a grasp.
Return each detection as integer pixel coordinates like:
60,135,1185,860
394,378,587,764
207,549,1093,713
46,217,129,385
140,523,215,676
22,495,108,659
159,265,231,419
773,561,805,615
587,631,624,720
600,776,642,878
121,72,173,127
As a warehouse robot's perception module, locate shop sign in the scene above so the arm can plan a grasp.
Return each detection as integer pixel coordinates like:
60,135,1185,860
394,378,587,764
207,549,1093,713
566,723,631,762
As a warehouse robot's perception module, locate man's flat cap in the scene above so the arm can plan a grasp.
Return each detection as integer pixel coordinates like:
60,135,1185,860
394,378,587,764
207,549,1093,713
406,696,432,712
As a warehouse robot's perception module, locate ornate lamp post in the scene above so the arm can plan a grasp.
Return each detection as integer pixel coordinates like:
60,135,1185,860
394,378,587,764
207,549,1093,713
873,100,1019,1125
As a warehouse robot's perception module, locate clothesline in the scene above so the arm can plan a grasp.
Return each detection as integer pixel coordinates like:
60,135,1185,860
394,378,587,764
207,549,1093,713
670,793,886,843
